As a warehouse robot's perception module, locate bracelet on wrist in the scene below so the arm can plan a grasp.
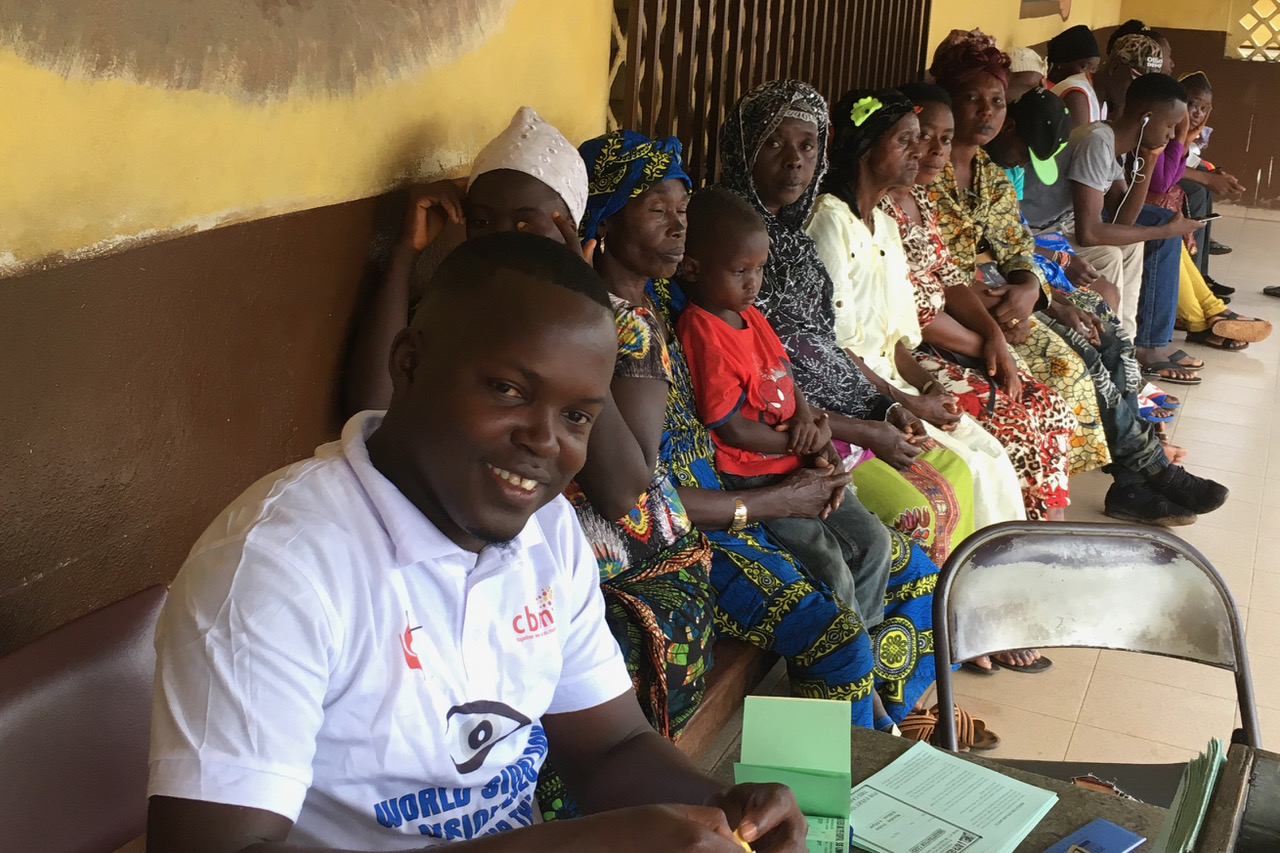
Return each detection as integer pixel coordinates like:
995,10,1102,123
921,379,937,395
729,498,749,532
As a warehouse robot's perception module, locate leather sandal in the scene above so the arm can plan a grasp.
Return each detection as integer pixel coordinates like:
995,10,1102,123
899,705,1001,752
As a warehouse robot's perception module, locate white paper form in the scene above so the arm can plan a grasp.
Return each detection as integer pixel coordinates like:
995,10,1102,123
848,741,1058,853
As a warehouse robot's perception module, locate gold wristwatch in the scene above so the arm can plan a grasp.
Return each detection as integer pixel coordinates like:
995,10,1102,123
730,498,749,532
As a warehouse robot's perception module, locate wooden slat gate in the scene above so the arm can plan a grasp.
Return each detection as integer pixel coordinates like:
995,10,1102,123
609,0,935,185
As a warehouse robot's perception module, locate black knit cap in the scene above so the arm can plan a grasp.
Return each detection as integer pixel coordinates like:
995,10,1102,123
1048,25,1100,64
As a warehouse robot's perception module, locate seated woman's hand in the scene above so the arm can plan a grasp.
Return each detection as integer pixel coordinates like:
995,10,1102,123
864,416,922,470
775,462,851,520
1061,254,1100,289
904,385,961,431
983,336,1022,398
399,179,467,251
776,411,831,455
992,281,1038,329
707,782,808,853
1046,297,1103,346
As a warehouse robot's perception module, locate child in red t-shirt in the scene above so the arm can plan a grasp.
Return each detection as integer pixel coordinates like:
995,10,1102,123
675,188,892,627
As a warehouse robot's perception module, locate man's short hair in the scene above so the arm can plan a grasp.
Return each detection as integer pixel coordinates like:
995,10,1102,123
1126,73,1188,110
412,232,610,329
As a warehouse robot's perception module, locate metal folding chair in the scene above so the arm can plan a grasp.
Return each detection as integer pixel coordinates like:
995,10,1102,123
934,521,1260,786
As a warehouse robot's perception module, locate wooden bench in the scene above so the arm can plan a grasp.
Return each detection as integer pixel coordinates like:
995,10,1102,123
676,637,778,762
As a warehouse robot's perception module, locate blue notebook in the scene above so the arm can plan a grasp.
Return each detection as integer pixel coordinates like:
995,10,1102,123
1042,817,1145,853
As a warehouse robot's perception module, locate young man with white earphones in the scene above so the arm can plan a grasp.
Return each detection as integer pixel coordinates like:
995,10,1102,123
1019,68,1202,386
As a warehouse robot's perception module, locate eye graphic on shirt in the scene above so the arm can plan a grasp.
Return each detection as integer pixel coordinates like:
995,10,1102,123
444,701,531,774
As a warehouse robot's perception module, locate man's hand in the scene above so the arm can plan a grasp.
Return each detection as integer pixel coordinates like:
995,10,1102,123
1062,253,1100,289
399,179,467,251
581,804,749,852
983,336,1022,398
1162,211,1203,240
776,411,831,455
1201,170,1239,198
708,783,809,852
904,385,961,431
775,461,850,520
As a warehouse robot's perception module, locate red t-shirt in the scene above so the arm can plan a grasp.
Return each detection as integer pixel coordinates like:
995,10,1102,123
676,302,800,476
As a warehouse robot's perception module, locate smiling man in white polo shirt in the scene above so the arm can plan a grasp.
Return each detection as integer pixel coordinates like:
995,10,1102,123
145,232,805,853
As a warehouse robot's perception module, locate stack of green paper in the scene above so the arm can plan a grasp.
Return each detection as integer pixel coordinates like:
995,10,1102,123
734,696,852,853
1150,737,1226,853
847,741,1058,853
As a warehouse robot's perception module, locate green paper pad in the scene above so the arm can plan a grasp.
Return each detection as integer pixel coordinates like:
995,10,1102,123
734,697,853,853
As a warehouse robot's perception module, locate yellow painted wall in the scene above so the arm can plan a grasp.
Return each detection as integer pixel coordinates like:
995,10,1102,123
928,0,1125,54
1118,0,1232,32
0,0,613,276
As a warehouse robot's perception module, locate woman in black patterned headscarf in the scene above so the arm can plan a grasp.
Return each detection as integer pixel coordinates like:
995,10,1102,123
716,79,975,565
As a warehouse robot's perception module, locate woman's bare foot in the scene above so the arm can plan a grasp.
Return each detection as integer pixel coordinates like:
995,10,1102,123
1162,441,1189,464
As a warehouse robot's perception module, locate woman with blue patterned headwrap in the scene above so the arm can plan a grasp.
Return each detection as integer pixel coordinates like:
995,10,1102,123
539,129,715,822
584,134,938,733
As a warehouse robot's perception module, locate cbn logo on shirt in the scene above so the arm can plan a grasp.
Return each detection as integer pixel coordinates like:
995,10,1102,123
400,614,424,672
511,586,555,641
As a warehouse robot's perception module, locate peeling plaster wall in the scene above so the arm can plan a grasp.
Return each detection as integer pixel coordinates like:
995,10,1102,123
0,0,613,654
1,0,613,275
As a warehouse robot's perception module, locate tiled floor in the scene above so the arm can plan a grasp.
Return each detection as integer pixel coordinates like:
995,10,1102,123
938,203,1280,764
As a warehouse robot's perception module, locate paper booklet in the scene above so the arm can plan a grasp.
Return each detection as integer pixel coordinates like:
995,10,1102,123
847,740,1058,853
1150,737,1226,853
734,696,852,853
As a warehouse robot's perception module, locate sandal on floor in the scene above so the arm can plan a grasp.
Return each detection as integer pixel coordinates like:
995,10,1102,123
991,650,1054,673
1209,312,1273,343
960,660,1001,676
899,705,1001,752
1140,404,1176,422
1186,329,1249,351
1139,383,1180,409
1263,285,1280,298
1167,349,1205,370
1140,362,1202,385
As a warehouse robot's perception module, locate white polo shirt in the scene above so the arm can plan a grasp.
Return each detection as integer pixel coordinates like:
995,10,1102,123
148,412,632,850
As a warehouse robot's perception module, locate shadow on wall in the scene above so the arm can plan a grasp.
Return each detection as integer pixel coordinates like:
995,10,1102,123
0,0,515,98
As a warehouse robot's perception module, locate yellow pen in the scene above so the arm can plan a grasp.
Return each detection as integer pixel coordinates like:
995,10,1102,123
732,828,754,851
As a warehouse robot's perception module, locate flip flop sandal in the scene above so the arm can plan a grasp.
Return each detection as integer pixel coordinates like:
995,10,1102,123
1141,362,1202,385
1263,285,1280,298
1186,329,1249,351
960,660,1001,676
1139,383,1181,409
991,650,1054,673
1140,405,1176,422
1209,312,1273,343
899,706,1001,752
1166,349,1205,370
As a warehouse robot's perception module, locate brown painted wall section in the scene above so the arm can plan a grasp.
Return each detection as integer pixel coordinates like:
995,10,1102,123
0,199,395,656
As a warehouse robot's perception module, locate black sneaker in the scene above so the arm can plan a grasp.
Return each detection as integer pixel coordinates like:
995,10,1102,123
1105,481,1192,522
1105,483,1197,526
1209,240,1233,255
1150,465,1229,514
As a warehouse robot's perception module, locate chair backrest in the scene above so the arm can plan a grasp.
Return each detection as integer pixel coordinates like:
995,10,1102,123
0,585,167,853
933,522,1260,751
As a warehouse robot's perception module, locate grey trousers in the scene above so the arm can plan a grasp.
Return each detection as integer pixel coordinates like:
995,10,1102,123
721,471,890,627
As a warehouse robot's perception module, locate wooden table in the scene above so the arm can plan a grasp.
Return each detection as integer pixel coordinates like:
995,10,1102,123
711,725,1169,852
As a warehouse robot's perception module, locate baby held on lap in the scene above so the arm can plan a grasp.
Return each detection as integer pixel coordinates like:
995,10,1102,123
674,187,895,629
